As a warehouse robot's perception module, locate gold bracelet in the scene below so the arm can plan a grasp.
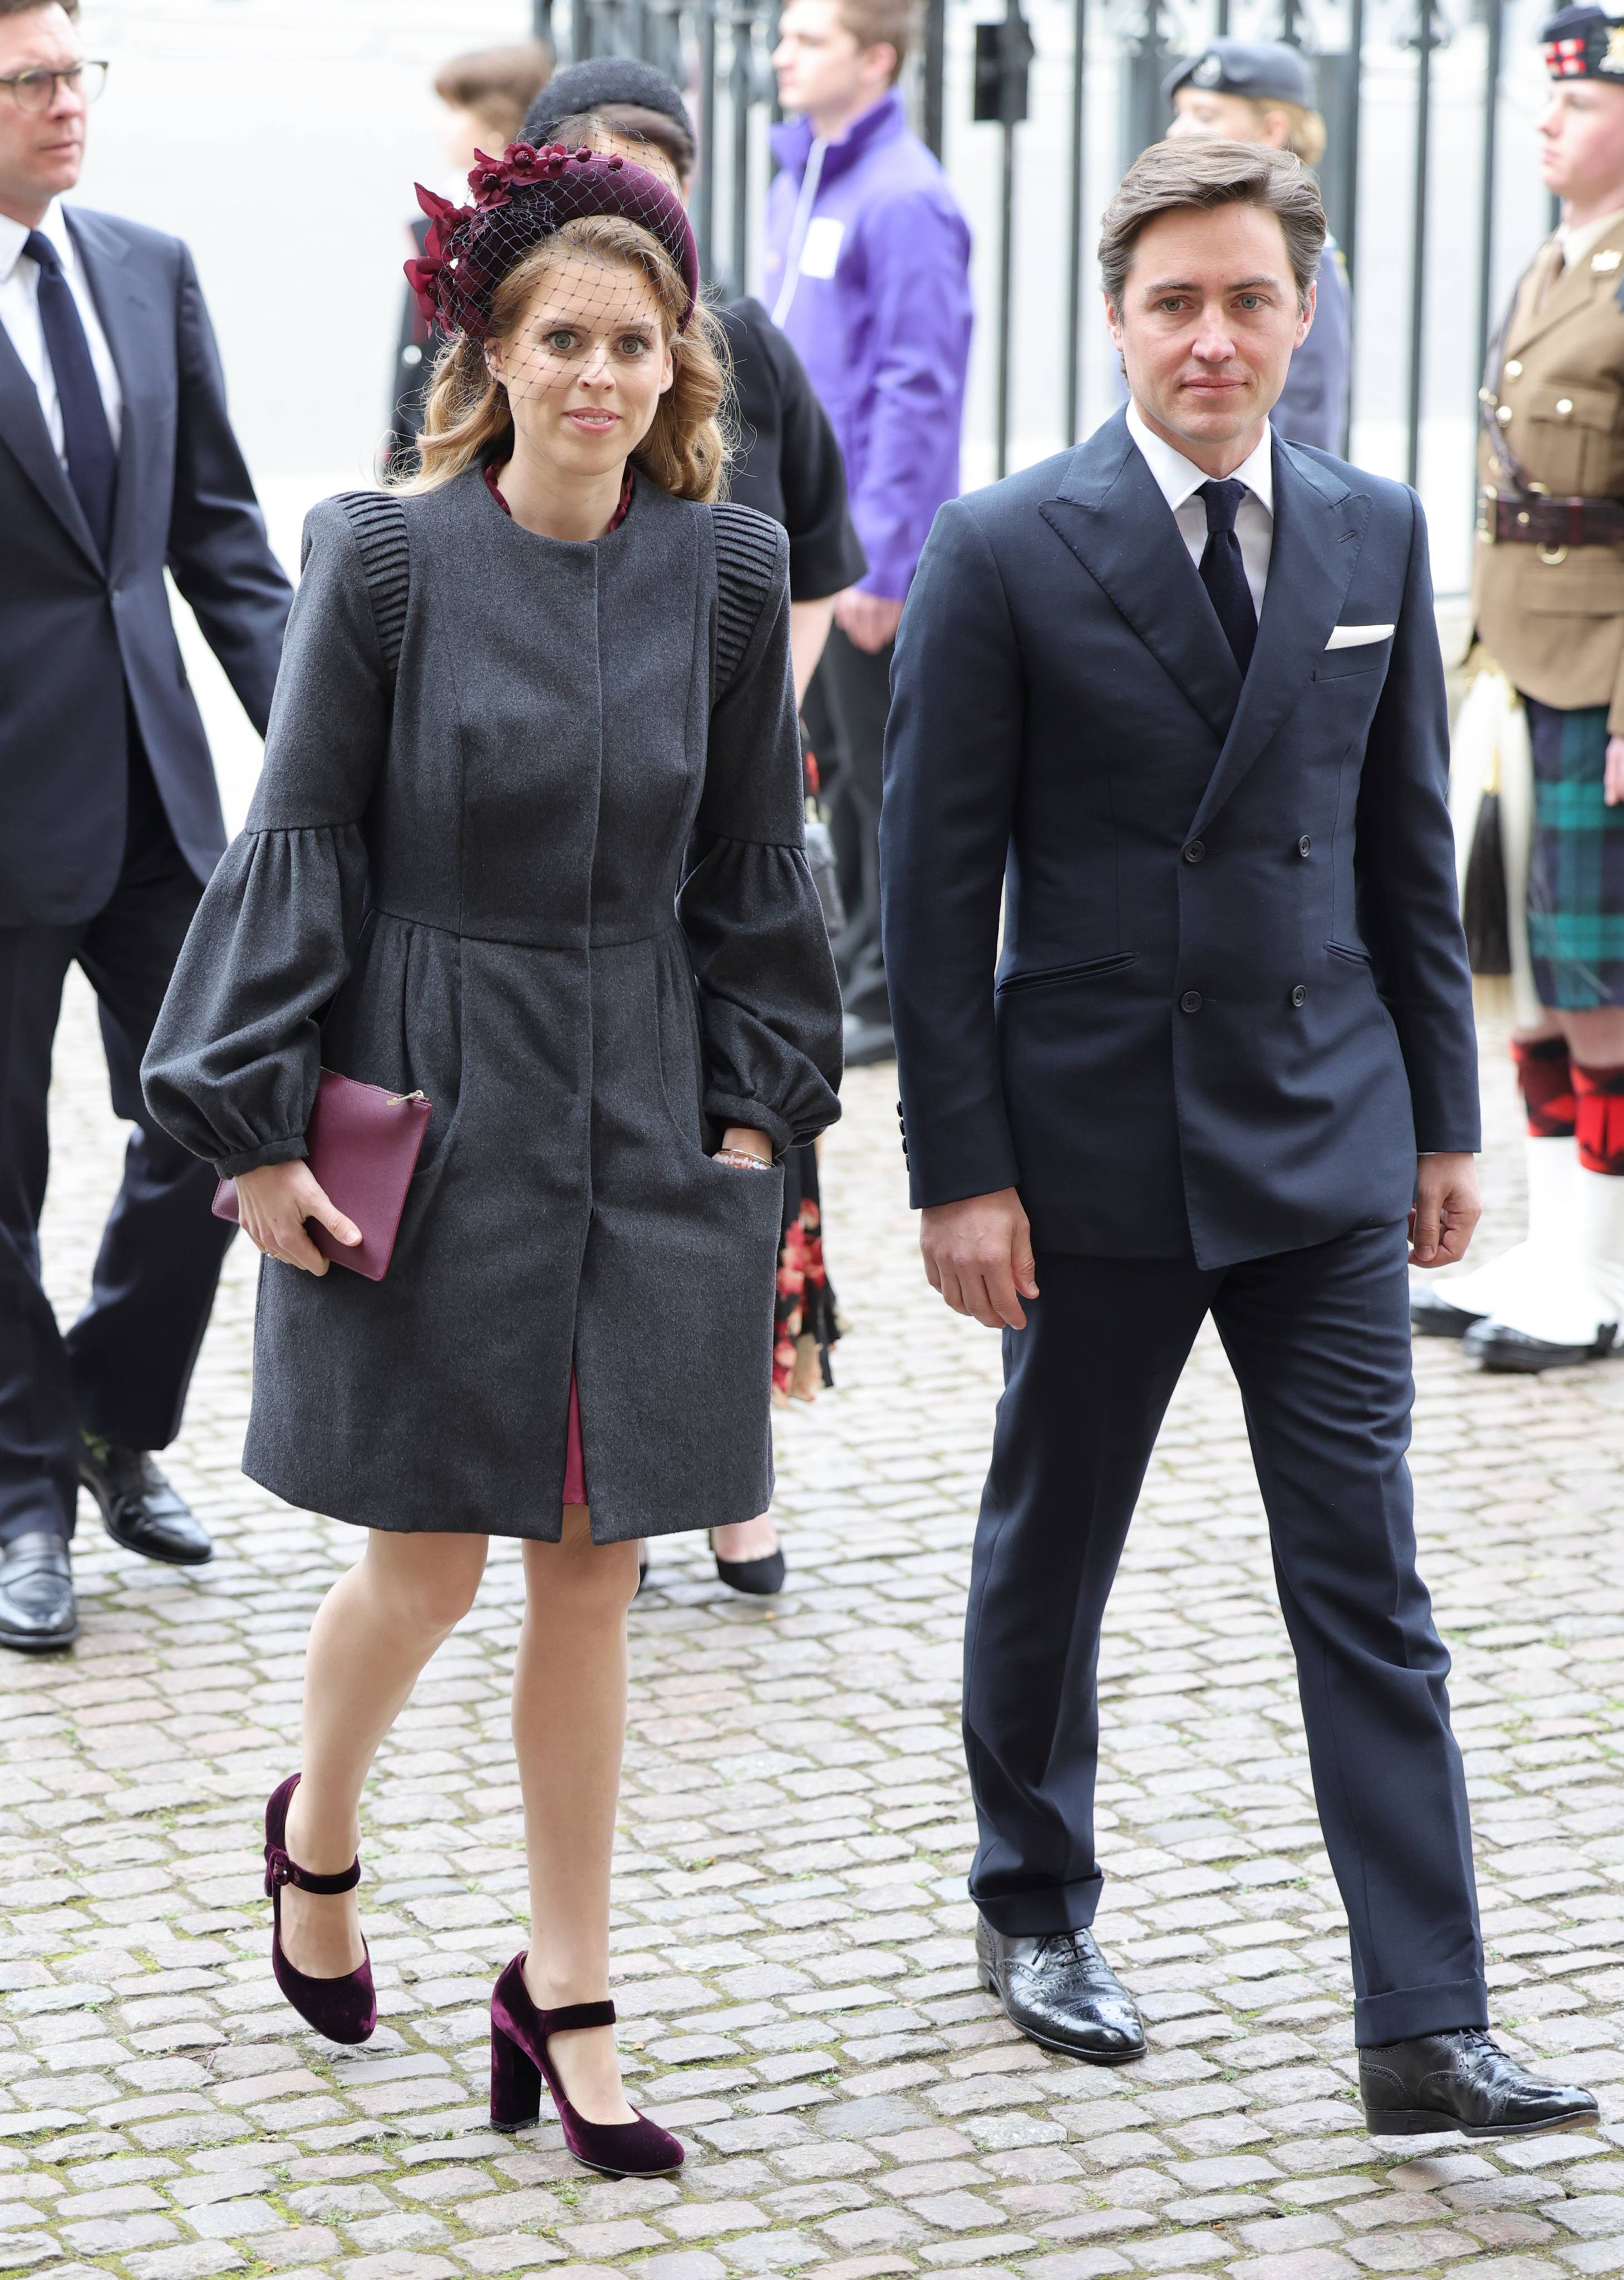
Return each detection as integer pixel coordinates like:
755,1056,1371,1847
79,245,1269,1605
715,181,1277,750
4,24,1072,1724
716,1146,772,1169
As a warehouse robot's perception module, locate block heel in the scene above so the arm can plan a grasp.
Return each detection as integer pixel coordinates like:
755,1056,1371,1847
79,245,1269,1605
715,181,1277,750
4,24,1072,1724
491,2022,543,2132
489,1953,685,2173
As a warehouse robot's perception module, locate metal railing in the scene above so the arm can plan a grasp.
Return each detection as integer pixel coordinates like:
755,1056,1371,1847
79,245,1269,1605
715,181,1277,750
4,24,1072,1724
533,0,1554,589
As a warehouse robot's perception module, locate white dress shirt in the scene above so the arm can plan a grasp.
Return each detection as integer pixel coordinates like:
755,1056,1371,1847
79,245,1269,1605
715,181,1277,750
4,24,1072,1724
1126,400,1273,617
0,199,123,463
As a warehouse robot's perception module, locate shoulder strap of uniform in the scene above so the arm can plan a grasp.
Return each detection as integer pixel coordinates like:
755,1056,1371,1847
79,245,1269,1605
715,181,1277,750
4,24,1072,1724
334,490,410,685
711,500,785,704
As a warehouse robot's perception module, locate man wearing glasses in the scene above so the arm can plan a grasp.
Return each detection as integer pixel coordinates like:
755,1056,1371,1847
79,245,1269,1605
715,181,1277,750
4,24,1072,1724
0,0,292,1650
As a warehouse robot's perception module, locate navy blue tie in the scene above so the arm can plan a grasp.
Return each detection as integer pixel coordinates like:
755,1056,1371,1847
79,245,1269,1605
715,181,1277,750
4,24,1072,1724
1197,478,1256,673
26,229,116,560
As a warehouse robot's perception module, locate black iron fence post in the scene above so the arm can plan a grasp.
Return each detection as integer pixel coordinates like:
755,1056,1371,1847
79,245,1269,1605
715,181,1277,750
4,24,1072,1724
975,0,1035,476
697,0,719,280
1405,0,1436,488
924,0,948,157
1477,0,1504,377
1065,0,1087,443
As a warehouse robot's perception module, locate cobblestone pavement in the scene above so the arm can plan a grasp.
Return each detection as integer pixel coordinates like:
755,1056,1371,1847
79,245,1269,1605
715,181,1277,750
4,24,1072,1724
11,983,1624,2280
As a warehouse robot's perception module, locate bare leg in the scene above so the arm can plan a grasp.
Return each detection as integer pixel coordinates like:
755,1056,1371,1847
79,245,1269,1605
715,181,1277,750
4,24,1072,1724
514,1504,641,2126
1554,1006,1624,1064
712,1512,779,1560
280,1530,490,1978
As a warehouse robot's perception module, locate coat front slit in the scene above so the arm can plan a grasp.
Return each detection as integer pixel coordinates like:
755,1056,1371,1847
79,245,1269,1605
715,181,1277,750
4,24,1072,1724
144,468,843,1542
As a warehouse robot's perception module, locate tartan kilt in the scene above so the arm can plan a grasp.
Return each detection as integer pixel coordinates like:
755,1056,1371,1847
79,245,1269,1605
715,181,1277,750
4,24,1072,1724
1524,694,1624,1009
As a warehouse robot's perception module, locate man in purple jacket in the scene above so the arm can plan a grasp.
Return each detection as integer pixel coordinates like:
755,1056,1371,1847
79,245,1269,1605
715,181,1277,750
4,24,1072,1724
766,0,972,1065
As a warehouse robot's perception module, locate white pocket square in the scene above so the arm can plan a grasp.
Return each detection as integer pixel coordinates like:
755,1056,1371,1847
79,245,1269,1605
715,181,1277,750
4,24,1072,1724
1325,622,1395,649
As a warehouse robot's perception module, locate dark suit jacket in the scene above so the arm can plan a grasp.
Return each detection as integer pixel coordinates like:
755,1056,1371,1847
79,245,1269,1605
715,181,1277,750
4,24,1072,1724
716,299,867,602
0,206,292,927
880,409,1478,1270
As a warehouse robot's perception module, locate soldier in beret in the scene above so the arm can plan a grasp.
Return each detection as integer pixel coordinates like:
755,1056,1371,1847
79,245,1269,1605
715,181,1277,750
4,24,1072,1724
1418,1,1624,1370
1164,38,1351,453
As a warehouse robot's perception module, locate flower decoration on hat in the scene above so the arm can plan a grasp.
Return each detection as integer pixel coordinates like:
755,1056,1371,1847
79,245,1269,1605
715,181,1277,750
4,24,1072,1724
403,141,701,340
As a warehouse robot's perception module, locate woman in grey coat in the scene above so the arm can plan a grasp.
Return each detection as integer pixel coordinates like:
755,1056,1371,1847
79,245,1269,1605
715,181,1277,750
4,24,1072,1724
143,149,841,2170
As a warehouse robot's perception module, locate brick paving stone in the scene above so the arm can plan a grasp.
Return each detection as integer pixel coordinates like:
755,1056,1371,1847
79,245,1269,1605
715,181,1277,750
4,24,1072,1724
10,980,1624,2279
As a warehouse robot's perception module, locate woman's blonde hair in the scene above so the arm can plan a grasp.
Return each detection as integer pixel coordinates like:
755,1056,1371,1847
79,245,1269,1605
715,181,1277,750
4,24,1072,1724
396,214,730,503
1247,96,1327,168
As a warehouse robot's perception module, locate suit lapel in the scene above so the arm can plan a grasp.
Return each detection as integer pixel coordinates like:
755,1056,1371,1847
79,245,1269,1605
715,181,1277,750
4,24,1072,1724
0,307,101,568
65,208,145,576
1040,411,1242,741
1187,439,1369,839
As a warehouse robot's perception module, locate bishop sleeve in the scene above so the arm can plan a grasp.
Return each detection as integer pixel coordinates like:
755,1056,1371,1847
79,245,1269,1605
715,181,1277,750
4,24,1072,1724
142,498,390,1177
680,516,844,1154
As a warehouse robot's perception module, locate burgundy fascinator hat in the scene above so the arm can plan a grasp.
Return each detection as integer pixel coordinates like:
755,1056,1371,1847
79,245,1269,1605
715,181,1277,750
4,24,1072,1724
405,142,702,339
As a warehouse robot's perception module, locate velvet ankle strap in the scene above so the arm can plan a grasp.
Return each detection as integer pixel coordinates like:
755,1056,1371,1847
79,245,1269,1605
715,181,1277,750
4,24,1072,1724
534,1997,616,2035
264,1845,361,1898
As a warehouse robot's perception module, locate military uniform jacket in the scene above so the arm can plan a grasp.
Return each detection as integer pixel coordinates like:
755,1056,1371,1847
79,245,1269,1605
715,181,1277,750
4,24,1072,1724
1473,214,1624,731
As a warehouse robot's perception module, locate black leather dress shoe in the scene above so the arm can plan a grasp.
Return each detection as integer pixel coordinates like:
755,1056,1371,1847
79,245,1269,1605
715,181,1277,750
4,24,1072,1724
976,1915,1146,2064
1410,1288,1487,1339
0,1532,78,1652
1462,1319,1617,1374
1361,2029,1599,2139
77,1435,214,1566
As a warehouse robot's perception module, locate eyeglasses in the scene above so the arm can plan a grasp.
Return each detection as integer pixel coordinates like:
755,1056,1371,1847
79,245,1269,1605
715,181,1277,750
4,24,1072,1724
0,61,109,112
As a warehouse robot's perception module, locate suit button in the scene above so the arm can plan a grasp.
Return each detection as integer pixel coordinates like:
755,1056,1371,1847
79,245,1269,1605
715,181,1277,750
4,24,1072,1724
1504,358,1523,379
1496,405,1513,425
1297,834,1311,857
1291,983,1308,1008
1180,990,1203,1014
1556,397,1573,416
1183,840,1205,863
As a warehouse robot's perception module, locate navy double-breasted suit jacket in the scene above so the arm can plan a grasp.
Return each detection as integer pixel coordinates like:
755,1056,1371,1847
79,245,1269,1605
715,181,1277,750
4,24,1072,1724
0,207,292,927
880,409,1479,1270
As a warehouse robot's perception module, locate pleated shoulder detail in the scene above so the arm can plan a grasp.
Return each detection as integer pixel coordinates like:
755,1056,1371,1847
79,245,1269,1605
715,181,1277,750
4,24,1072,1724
711,502,788,704
331,492,410,682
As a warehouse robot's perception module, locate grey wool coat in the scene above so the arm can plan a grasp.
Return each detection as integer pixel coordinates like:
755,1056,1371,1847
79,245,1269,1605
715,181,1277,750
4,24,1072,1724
143,465,844,1542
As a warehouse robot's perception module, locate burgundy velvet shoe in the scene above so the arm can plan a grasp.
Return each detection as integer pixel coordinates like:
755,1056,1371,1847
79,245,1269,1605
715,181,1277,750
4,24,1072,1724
490,1953,684,2174
264,1774,376,2045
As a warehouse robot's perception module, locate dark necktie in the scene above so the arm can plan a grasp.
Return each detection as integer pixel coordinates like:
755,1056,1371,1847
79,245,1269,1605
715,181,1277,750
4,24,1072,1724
26,229,116,559
1197,478,1257,674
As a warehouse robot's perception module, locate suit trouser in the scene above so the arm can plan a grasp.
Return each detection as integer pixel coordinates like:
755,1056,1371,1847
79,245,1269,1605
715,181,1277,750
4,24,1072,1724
804,626,892,1029
963,1225,1489,2048
0,737,232,1543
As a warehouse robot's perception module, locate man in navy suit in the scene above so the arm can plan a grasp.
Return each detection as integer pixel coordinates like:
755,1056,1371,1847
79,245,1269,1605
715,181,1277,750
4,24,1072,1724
0,0,292,1650
882,139,1595,2138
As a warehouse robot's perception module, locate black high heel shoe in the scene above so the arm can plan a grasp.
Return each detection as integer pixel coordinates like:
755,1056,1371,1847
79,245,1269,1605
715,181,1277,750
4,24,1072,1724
710,1530,785,1596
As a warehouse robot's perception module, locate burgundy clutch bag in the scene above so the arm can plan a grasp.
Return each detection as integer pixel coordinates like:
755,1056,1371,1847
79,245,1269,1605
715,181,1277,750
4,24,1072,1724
211,1069,432,1282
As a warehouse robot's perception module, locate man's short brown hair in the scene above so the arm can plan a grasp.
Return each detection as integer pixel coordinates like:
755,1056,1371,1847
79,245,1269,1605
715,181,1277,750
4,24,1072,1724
434,41,553,144
835,0,916,82
1099,140,1326,315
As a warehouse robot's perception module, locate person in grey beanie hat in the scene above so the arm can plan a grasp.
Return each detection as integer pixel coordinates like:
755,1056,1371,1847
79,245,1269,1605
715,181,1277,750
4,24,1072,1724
524,58,867,1601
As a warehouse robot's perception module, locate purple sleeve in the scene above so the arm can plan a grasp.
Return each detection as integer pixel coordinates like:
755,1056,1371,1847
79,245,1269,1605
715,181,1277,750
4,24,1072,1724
851,193,973,600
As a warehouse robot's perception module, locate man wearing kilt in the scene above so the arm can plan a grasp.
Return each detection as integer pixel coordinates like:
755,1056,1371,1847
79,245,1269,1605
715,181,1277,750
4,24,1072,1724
1418,2,1624,1370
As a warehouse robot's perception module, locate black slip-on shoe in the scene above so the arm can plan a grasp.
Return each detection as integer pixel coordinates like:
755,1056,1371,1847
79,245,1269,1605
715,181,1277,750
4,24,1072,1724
976,1915,1146,2065
1361,2028,1598,2139
78,1434,214,1566
0,1530,77,1652
1410,1289,1488,1339
1461,1319,1617,1374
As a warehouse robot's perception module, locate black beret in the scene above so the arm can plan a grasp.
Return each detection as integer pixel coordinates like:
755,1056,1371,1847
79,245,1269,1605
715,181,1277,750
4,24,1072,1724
1163,38,1317,107
1541,3,1624,78
524,58,695,148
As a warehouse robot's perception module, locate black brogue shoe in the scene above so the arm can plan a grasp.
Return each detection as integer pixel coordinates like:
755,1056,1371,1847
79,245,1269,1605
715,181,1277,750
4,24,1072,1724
0,1531,77,1652
78,1434,214,1566
976,1915,1146,2065
1361,2029,1599,2139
